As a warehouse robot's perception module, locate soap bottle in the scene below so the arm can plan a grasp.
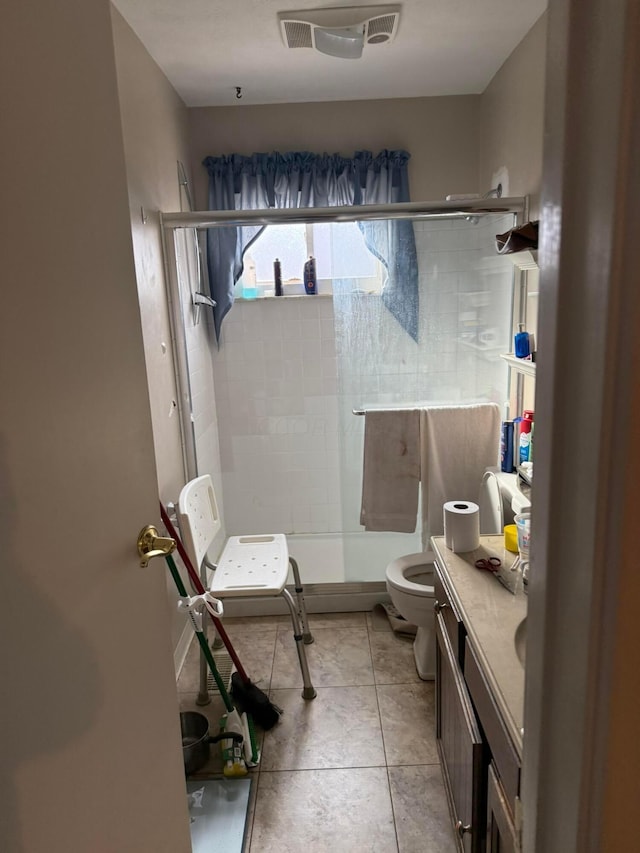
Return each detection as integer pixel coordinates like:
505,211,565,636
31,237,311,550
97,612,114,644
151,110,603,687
242,255,258,299
514,324,530,358
274,258,283,296
519,410,534,463
303,256,317,295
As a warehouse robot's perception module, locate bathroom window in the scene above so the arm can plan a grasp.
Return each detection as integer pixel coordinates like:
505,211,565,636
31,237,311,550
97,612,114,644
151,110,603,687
239,222,384,296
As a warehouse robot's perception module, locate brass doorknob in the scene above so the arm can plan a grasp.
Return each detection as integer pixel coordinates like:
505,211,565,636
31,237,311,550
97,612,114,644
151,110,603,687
137,525,176,568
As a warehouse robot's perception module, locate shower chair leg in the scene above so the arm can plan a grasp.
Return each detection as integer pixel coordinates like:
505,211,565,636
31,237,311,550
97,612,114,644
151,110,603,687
289,556,313,645
282,588,316,700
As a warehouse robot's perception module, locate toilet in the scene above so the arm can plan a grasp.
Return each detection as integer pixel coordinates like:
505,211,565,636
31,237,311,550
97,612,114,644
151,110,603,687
385,552,437,680
385,468,531,680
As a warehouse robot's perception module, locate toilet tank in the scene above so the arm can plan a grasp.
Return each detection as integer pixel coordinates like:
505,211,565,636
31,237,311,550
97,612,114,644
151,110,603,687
479,469,531,534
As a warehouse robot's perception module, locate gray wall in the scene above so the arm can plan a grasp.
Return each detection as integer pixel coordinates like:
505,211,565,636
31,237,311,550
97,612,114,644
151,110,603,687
188,96,481,208
478,13,548,218
111,9,196,661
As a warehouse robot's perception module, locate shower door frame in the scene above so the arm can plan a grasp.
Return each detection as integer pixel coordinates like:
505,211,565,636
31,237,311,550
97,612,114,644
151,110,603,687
160,196,528,485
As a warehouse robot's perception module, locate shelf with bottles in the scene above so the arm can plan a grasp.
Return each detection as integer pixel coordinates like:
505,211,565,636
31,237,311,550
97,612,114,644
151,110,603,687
500,352,536,377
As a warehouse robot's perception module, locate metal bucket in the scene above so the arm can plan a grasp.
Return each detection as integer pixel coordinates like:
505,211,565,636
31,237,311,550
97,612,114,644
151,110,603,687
180,711,210,775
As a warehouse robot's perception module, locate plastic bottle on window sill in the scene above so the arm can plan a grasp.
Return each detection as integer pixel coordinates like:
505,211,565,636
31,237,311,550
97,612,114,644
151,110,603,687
242,256,258,299
274,258,283,297
514,324,530,358
303,256,317,295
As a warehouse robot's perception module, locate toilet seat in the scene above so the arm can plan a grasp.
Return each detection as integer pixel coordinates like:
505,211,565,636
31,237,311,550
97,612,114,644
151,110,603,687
385,553,435,597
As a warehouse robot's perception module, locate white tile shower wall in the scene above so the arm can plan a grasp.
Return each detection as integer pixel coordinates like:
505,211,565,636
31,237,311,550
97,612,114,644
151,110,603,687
209,217,514,544
212,296,340,535
175,229,227,556
336,216,514,532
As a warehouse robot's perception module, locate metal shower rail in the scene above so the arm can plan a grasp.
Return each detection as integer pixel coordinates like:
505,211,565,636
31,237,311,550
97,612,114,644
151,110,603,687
160,196,528,230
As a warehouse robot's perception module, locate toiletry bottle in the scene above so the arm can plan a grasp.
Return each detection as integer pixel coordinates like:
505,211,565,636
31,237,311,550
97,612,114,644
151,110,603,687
513,415,522,467
242,256,258,299
274,258,282,296
303,256,317,295
514,324,530,358
501,421,515,472
519,410,534,463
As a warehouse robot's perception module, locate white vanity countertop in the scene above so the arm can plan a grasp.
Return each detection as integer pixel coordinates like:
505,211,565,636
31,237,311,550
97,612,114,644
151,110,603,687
431,535,527,758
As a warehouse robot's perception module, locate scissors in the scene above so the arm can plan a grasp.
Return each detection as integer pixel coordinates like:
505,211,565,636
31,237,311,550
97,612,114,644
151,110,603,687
475,556,502,573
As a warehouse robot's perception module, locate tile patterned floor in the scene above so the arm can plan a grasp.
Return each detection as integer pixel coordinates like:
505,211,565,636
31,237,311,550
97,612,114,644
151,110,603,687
177,611,457,852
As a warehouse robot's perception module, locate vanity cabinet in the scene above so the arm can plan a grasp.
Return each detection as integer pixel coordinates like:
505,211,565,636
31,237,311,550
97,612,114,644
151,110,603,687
435,607,486,852
487,764,520,853
433,545,524,853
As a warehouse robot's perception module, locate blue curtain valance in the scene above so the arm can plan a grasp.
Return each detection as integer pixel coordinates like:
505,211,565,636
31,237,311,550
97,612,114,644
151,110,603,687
202,149,418,342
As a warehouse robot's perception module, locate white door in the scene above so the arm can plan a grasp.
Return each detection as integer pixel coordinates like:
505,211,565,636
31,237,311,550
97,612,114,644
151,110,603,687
1,2,191,851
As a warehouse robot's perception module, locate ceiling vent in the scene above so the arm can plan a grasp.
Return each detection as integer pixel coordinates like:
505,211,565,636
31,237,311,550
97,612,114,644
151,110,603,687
278,6,400,59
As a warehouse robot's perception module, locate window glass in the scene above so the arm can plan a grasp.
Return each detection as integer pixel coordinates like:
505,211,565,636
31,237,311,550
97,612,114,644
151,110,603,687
239,221,382,295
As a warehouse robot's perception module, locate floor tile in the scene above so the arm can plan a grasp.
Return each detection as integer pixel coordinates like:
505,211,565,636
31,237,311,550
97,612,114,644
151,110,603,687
369,631,421,685
222,615,282,638
277,610,367,634
222,630,277,691
271,627,374,689
376,683,439,765
366,606,394,633
249,768,399,852
389,765,457,853
261,686,385,771
178,626,277,695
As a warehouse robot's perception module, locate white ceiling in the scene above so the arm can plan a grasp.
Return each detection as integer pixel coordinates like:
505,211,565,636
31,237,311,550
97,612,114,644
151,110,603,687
112,0,547,107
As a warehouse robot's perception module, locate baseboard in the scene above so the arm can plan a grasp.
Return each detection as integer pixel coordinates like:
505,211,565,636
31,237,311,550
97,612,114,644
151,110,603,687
219,581,390,618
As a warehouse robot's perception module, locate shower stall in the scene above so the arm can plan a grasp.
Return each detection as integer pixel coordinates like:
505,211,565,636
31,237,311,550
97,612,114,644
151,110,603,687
161,198,526,605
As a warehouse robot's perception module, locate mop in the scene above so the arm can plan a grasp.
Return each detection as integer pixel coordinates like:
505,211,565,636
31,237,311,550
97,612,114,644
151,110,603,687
160,503,282,730
163,553,260,775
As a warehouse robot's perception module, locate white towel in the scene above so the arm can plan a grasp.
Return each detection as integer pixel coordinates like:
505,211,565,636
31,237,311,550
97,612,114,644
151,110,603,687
360,410,421,532
420,404,501,548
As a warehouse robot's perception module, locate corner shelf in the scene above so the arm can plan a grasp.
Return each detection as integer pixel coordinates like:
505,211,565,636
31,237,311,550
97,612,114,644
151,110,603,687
500,353,536,377
507,249,539,270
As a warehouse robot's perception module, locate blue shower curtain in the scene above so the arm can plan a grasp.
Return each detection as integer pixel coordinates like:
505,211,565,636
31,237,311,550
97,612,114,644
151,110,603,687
202,149,419,342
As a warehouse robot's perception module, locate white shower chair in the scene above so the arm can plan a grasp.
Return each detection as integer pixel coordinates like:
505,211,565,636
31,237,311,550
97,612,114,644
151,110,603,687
177,474,316,703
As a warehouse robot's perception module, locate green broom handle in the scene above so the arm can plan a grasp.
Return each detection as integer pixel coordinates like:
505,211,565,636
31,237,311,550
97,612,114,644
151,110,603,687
164,553,234,713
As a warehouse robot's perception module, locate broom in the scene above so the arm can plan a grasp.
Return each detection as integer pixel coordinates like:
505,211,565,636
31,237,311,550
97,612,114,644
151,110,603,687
160,502,282,730
164,552,259,775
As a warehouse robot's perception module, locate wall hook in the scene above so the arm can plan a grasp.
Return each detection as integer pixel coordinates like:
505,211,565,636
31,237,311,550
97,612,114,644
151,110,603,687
235,86,242,100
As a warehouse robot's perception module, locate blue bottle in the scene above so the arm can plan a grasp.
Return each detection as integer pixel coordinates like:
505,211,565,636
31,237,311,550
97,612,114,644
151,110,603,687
514,324,530,358
501,421,515,472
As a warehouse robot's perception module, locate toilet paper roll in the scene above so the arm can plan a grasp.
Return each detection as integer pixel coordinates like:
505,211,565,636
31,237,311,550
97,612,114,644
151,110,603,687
443,501,480,553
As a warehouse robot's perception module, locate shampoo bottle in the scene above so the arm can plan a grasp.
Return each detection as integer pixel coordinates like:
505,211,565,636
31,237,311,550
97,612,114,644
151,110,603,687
303,256,317,295
274,258,282,296
500,421,515,472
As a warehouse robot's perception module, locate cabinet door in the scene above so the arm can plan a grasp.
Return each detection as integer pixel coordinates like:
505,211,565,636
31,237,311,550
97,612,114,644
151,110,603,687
434,568,465,666
486,764,520,853
436,612,487,853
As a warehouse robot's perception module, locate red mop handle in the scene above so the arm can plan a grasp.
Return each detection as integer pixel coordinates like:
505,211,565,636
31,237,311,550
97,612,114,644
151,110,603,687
159,501,250,683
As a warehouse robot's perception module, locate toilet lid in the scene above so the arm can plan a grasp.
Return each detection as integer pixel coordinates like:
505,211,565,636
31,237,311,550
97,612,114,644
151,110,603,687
479,471,503,534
